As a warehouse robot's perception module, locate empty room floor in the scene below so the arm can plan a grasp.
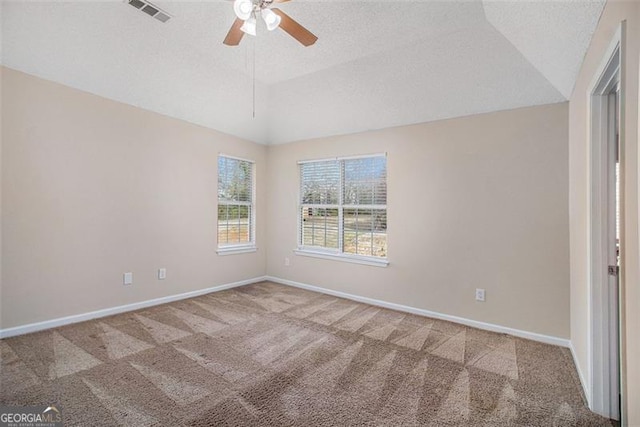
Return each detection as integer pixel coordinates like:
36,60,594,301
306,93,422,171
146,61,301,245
0,281,611,426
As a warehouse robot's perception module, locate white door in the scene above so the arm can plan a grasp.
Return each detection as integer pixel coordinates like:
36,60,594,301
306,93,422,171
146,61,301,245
605,85,620,421
588,32,621,421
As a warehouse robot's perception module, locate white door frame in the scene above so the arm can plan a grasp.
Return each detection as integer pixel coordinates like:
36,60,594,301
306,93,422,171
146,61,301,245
587,23,624,420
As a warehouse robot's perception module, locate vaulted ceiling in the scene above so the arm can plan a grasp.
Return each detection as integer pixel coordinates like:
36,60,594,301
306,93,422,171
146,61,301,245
1,0,605,144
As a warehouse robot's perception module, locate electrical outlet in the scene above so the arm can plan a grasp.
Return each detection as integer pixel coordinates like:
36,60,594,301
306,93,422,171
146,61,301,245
158,268,167,280
284,257,290,266
475,288,486,302
123,272,133,286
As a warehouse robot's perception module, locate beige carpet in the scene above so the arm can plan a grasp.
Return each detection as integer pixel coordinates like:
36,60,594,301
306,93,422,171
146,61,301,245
1,281,611,426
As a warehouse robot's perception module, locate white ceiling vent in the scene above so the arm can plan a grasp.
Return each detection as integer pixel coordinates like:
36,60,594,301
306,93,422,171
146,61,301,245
126,0,171,23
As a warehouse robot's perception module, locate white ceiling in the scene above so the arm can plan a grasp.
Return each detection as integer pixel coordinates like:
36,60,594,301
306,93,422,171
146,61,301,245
1,0,605,144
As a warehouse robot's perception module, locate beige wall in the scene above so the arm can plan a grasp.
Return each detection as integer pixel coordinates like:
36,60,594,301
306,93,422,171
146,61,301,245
0,67,267,329
266,103,570,339
568,0,640,423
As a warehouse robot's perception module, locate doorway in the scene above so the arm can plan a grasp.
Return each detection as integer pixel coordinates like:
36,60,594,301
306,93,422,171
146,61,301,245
588,32,622,422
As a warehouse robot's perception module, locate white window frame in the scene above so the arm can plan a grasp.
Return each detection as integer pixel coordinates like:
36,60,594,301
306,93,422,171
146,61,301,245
216,154,257,255
295,153,389,267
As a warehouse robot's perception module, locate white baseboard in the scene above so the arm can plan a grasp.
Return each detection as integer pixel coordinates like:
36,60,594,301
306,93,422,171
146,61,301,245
569,342,591,407
1,274,572,350
0,276,267,339
266,276,571,348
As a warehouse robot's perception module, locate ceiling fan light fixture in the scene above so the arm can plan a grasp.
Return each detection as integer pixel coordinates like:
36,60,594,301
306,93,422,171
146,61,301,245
261,9,281,31
233,0,253,20
223,3,318,47
240,16,257,36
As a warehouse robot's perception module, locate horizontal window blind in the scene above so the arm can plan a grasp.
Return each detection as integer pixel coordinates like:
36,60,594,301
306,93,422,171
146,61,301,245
301,160,340,205
343,156,387,206
299,155,387,259
218,155,254,247
218,156,253,203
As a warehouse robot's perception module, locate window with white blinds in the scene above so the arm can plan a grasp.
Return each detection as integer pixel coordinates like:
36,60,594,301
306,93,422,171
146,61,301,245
299,154,387,262
218,155,255,251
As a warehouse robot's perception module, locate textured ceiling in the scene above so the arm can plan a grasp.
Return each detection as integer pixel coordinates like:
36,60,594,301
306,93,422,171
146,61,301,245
1,0,605,144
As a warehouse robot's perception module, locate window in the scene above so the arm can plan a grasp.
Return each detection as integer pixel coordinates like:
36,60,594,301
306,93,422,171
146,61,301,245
217,155,255,254
297,154,387,266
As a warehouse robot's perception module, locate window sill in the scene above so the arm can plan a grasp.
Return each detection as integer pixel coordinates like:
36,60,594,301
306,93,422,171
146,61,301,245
294,249,389,268
217,245,257,256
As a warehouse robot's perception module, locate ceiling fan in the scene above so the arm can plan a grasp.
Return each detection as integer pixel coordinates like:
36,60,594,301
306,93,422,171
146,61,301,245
223,0,318,47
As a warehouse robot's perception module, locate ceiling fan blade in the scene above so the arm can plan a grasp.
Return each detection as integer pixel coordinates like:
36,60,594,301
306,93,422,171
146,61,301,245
223,18,245,46
271,8,317,47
